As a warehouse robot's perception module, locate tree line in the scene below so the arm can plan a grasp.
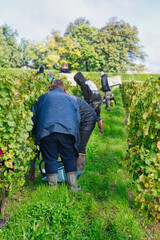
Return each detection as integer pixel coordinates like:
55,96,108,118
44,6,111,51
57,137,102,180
0,17,147,73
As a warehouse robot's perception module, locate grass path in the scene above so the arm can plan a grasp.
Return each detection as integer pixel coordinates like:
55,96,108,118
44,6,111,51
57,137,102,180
0,87,159,239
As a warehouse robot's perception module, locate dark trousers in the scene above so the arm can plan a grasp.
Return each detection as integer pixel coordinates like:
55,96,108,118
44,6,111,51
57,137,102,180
79,130,93,154
40,133,78,174
90,100,102,121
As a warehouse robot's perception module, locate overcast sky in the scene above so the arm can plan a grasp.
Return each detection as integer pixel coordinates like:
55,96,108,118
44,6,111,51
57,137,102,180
0,0,160,73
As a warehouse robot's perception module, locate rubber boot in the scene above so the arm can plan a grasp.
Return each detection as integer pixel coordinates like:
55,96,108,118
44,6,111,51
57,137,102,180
47,173,57,187
77,153,86,171
97,120,104,135
66,171,77,191
105,100,110,111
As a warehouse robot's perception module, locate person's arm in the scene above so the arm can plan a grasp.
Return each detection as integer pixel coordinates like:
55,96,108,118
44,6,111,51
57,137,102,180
31,101,38,135
74,101,81,127
81,84,90,102
68,97,81,126
100,77,103,91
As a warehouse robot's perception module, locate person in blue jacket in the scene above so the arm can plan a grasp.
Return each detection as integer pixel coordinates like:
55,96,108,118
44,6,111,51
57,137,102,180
31,79,81,191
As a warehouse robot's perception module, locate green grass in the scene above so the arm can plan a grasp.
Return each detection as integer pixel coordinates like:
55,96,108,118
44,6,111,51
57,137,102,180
1,68,160,81
0,86,159,239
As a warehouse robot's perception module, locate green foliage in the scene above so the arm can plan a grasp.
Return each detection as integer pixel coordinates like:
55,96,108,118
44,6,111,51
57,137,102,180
119,81,140,113
0,24,21,68
0,71,159,238
95,18,146,73
57,35,81,70
1,86,148,239
19,39,39,67
120,73,160,82
0,72,50,190
120,77,160,220
128,79,159,150
65,17,91,36
0,29,9,68
0,17,146,73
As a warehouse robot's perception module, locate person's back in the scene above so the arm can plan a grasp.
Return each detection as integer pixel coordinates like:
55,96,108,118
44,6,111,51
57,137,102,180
100,72,111,92
59,62,71,74
100,71,112,111
31,80,81,190
69,95,97,130
74,72,104,135
59,68,71,74
33,88,80,146
74,72,101,103
68,94,97,171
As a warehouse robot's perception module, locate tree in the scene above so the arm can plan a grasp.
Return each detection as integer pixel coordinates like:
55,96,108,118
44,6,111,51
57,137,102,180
65,17,91,36
40,36,60,69
56,35,81,70
1,24,21,67
129,62,149,73
19,39,39,66
34,31,61,69
0,27,9,67
74,25,103,71
64,18,102,71
0,18,146,73
95,18,146,72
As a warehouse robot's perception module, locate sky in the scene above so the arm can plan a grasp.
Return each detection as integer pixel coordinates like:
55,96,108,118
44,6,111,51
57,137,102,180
0,0,160,73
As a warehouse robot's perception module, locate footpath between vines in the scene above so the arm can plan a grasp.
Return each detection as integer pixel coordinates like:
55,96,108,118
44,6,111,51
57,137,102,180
0,86,159,239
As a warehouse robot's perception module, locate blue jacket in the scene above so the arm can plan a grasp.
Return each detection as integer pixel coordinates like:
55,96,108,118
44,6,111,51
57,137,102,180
31,88,81,153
